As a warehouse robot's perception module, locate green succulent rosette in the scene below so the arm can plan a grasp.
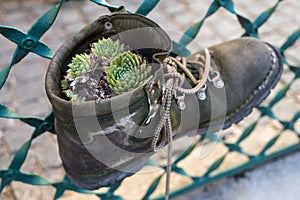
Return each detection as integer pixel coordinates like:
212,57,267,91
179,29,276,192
61,53,91,101
106,51,152,94
91,38,125,61
66,53,91,79
61,38,151,101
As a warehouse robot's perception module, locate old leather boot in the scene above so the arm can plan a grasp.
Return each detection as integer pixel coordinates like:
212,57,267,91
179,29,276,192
46,9,282,189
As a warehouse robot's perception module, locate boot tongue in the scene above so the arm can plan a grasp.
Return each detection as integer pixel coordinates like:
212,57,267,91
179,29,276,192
183,51,221,87
185,61,202,82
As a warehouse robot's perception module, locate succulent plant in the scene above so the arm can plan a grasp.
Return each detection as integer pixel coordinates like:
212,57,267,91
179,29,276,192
61,53,91,100
106,51,152,94
91,38,125,62
62,38,151,101
64,89,85,102
65,53,91,80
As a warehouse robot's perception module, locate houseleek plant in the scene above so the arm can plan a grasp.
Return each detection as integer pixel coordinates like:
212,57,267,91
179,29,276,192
61,38,152,101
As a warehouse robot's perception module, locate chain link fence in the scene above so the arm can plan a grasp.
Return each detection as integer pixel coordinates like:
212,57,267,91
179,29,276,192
0,0,299,199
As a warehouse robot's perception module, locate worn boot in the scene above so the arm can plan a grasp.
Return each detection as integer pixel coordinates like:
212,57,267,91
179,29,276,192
46,11,282,189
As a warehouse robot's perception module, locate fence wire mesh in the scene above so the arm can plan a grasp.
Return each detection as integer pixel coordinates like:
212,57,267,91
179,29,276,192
0,0,299,199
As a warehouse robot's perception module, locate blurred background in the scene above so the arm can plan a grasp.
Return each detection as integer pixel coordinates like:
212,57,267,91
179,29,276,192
0,0,299,199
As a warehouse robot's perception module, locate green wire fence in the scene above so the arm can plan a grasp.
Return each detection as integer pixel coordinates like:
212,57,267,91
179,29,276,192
0,0,300,199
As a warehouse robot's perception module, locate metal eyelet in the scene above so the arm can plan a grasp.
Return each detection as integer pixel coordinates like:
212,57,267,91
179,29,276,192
208,71,224,89
197,84,207,101
104,21,113,30
176,95,186,110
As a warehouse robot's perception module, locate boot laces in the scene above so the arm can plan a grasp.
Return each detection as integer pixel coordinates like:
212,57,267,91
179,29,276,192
151,49,224,200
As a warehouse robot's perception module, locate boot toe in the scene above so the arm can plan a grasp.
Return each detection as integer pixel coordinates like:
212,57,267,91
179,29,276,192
188,37,283,131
